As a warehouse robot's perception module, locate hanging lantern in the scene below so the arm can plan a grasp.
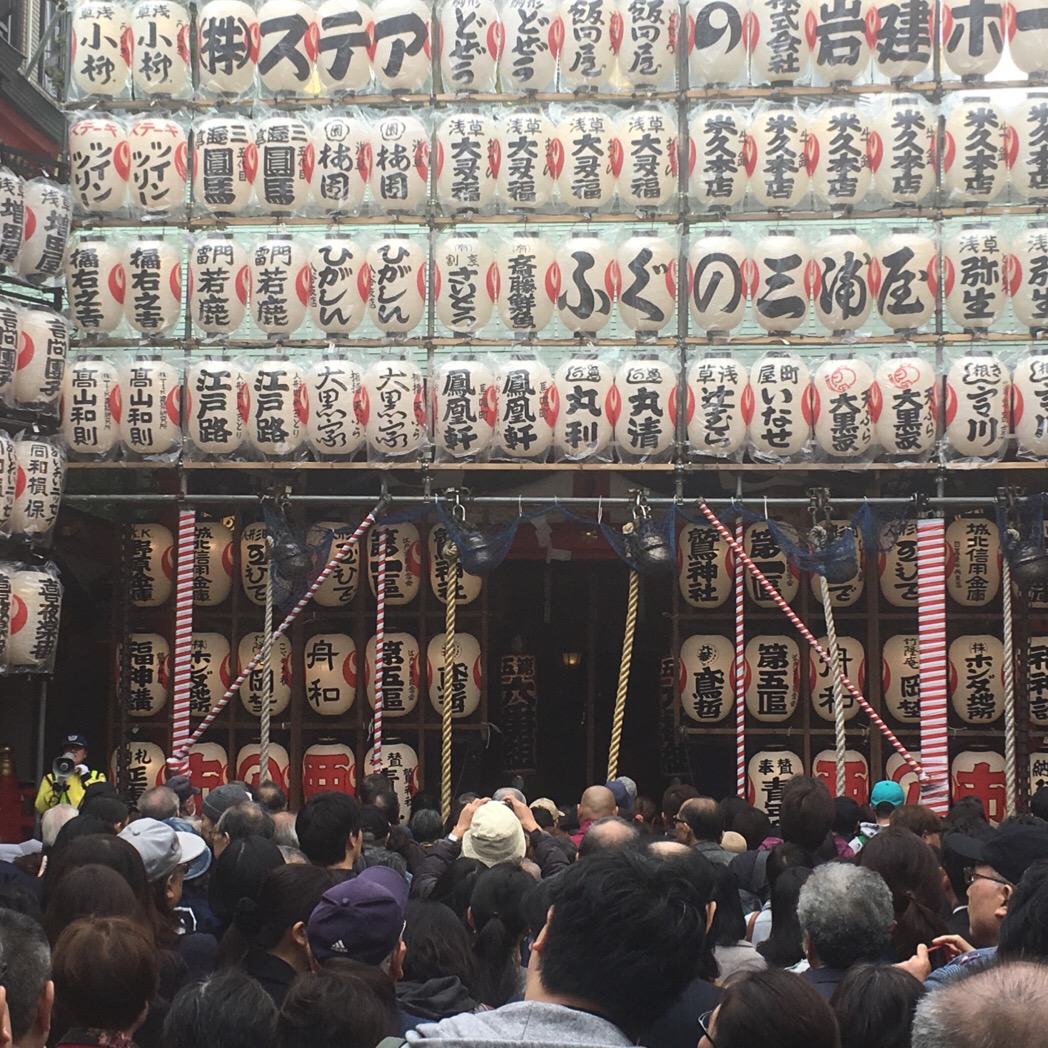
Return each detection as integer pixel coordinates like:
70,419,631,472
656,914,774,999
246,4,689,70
613,353,678,462
1007,223,1048,331
748,106,811,209
128,118,188,214
189,234,250,335
236,743,291,792
868,95,936,206
495,233,559,333
871,228,936,332
744,522,801,605
8,568,62,670
944,225,1006,330
240,521,269,607
493,354,554,459
109,742,166,802
882,634,921,722
0,434,15,533
372,0,431,90
886,749,923,805
813,748,869,803
949,636,1005,724
439,0,501,90
559,0,617,89
431,355,496,459
257,0,318,94
1006,0,1048,74
550,350,616,461
366,236,427,333
189,633,232,718
303,742,357,798
192,117,257,216
688,0,748,86
367,523,421,604
879,522,919,607
244,359,307,457
429,526,483,605
749,0,810,83
688,107,749,209
951,749,1007,824
304,359,365,458
873,354,937,458
118,633,170,718
118,359,181,457
808,102,872,208
942,0,1004,77
617,0,676,86
0,169,23,266
196,0,260,95
16,180,72,284
360,357,425,457
944,353,1010,459
251,235,311,336
616,108,677,211
810,229,873,333
806,0,873,82
311,115,370,213
255,116,313,214
71,0,132,98
370,115,430,213
187,742,229,797
434,233,497,333
1005,93,1048,203
810,637,864,722
131,0,192,96
751,231,810,334
1031,638,1048,724
428,632,483,718
871,0,932,79
364,742,420,817
678,634,733,723
306,520,361,606
435,112,500,213
746,749,804,820
553,109,619,212
496,109,557,211
316,0,373,91
130,523,174,607
303,634,357,716
746,352,812,460
555,235,618,334
943,97,1008,204
15,310,67,413
946,515,1001,606
69,117,130,215
1012,350,1048,457
61,357,120,457
193,520,234,606
811,356,876,459
1033,750,1048,792
365,632,421,715
0,302,15,409
811,522,865,606
238,633,293,717
10,440,64,539
498,0,561,91
686,354,749,457
309,236,368,336
124,238,182,335
617,233,675,334
185,359,248,458
688,234,748,334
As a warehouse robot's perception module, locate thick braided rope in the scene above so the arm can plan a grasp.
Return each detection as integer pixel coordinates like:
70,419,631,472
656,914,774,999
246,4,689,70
607,569,639,782
916,517,950,813
167,508,196,775
698,502,923,779
441,540,459,823
818,573,848,798
1003,557,1017,816
372,528,387,772
259,533,274,786
734,518,746,798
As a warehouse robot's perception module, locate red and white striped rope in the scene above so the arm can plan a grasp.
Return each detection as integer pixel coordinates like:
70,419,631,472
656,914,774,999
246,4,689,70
176,510,380,761
733,517,746,799
372,528,387,772
168,508,196,775
917,517,950,813
698,503,924,780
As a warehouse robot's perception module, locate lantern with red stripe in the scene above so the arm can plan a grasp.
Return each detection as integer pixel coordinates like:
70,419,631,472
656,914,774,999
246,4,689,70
555,234,618,334
61,357,120,457
614,353,678,462
552,109,619,212
811,355,876,459
747,748,805,820
125,238,182,336
435,112,499,214
943,225,1006,330
251,235,311,336
372,0,431,90
808,102,873,208
370,115,430,214
238,632,293,717
365,632,420,715
187,742,228,798
688,107,749,209
236,743,290,793
951,749,1007,824
1006,0,1048,75
69,117,131,215
367,524,422,604
128,117,188,215
190,234,250,336
307,520,362,606
495,232,559,334
0,433,13,533
751,231,810,334
196,0,260,95
439,0,501,90
559,0,618,89
686,353,749,457
949,635,1005,724
617,233,676,333
886,750,922,805
130,523,174,607
677,525,732,607
617,0,677,87
8,567,63,671
310,236,367,335
550,350,616,461
874,352,937,459
192,520,234,606
813,748,869,803
806,0,874,82
679,635,733,723
492,354,555,459
0,169,22,267
10,439,63,540
498,0,560,91
870,0,933,79
811,521,865,607
367,236,427,334
109,742,165,802
255,116,313,214
316,0,373,92
429,526,483,605
257,0,318,94
882,634,921,721
364,742,420,816
189,633,232,718
868,95,936,206
1007,223,1048,331
1012,349,1048,458
1006,93,1048,203
749,0,810,84
942,96,1008,205
16,179,71,284
303,633,357,716
944,352,1010,460
428,632,483,718
748,105,811,209
132,0,192,97
15,309,66,415
361,356,425,458
432,355,496,460
192,117,257,216
810,229,873,334
496,109,557,211
687,0,749,86
185,360,248,459
810,637,864,722
303,743,356,798
871,228,936,332
304,358,365,458
119,633,170,717
744,523,801,605
688,234,748,334
946,515,1001,606
746,352,812,460
942,0,1004,77
616,108,677,211
434,233,497,334
245,358,307,458
311,115,370,214
71,0,132,98
240,522,269,607
879,523,919,607
118,358,182,458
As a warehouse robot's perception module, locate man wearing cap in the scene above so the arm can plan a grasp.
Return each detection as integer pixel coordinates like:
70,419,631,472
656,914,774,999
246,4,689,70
849,780,906,853
166,774,202,819
34,734,106,815
199,782,254,845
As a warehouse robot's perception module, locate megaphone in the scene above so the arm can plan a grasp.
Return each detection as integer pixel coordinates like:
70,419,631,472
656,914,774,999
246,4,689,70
52,754,76,783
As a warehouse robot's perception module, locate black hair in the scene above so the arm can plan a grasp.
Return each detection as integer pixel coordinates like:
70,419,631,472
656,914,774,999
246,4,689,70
941,823,993,901
712,969,840,1048
779,777,835,857
429,857,483,927
295,792,361,867
209,836,285,925
80,795,128,826
257,781,288,813
369,790,401,827
51,815,113,855
733,806,774,851
660,783,698,821
833,797,860,839
357,774,394,806
163,969,278,1048
942,796,988,832
402,900,477,991
719,795,750,831
708,862,746,947
997,858,1048,962
469,862,535,1008
757,866,813,969
530,806,555,830
233,863,335,951
217,804,275,841
0,907,51,1041
358,805,391,844
829,963,925,1048
409,808,444,844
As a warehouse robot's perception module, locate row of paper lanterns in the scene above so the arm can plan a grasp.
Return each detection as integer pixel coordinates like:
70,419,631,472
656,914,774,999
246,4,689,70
0,173,72,286
66,94,1048,219
0,564,64,674
67,0,1048,103
55,347,1048,463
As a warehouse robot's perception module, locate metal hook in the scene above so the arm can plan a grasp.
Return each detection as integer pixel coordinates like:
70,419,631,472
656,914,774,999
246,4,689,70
597,496,604,525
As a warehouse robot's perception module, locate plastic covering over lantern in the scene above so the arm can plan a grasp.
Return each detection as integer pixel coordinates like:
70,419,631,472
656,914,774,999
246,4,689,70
434,112,500,213
495,234,558,334
119,358,182,457
303,634,357,716
71,0,132,98
66,237,125,335
132,0,192,97
429,526,483,604
366,237,427,334
370,116,430,212
688,235,748,335
868,96,936,206
372,0,431,91
69,118,130,214
551,351,615,461
554,109,619,211
689,108,749,209
617,233,676,334
686,354,749,458
8,568,63,671
16,310,67,415
808,103,872,208
1012,350,1048,457
304,358,365,458
497,110,557,211
61,358,120,457
315,0,373,92
810,230,873,334
17,179,71,284
614,353,677,463
125,238,182,336
874,354,937,459
251,236,311,336
744,635,801,721
192,117,257,215
811,356,876,460
616,109,677,211
428,632,483,717
678,635,733,723
185,360,247,458
944,353,1010,460
434,234,497,333
499,0,560,91
688,0,747,85
872,229,936,332
432,355,496,460
747,352,812,460
748,107,810,209
311,115,370,213
238,633,293,717
365,632,420,716
11,440,64,540
367,523,421,604
244,358,307,458
128,118,188,214
0,170,23,267
302,742,356,799
190,235,250,335
196,0,260,96
309,237,367,336
192,520,234,606
189,633,232,718
361,357,425,458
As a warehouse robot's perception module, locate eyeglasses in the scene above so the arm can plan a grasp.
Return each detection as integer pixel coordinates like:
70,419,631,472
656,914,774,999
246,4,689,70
698,1010,718,1047
964,867,1011,888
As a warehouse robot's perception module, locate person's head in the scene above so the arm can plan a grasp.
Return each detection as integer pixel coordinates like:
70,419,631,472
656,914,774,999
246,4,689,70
462,802,526,867
870,780,907,822
1030,786,1048,822
890,805,944,849
675,796,724,846
40,806,78,850
530,846,710,1040
164,774,201,817
0,908,53,1048
43,865,143,946
360,847,407,880
162,969,277,1048
118,817,210,912
401,900,476,991
830,963,925,1048
409,807,443,845
757,865,813,969
51,817,113,856
577,785,617,824
996,858,1048,962
604,779,632,815
910,962,1048,1048
707,861,746,949
578,816,639,857
661,783,699,824
256,781,288,813
797,863,893,970
369,789,400,827
295,792,362,868
52,917,157,1035
428,857,484,926
700,968,840,1048
200,783,254,844
208,835,285,926
214,803,276,856
943,795,989,832
469,861,535,1007
138,786,179,822
779,777,835,856
734,804,774,851
357,773,394,806
79,795,128,833
272,810,299,849
833,797,860,840
359,805,391,848
58,734,88,767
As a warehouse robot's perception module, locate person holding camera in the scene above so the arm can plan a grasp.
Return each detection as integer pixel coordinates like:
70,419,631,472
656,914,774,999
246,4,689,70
34,733,107,814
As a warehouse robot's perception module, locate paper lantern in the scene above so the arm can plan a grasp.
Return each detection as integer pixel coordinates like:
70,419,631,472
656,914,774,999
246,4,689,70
493,355,554,458
364,742,420,816
686,354,749,457
131,0,192,96
688,0,748,86
495,233,559,333
559,0,617,89
71,0,132,97
553,109,619,212
613,354,677,462
16,180,71,284
688,107,749,209
946,516,1001,606
434,112,499,214
750,0,810,83
189,633,232,718
439,0,501,90
119,633,170,717
871,229,936,332
616,109,677,210
944,354,1010,459
61,358,120,457
886,749,922,806
951,750,1006,824
8,569,63,670
365,632,420,715
943,97,1007,204
1012,351,1048,457
367,523,421,604
185,360,248,458
1007,0,1048,74
130,523,174,607
303,633,357,716
1006,94,1048,202
1031,639,1048,723
316,0,374,91
360,357,425,457
236,743,291,792
746,353,812,460
428,632,483,717
677,524,733,608
433,233,497,333
806,0,873,81
744,522,801,605
871,0,932,78
550,352,616,460
238,633,293,717
813,749,869,803
369,115,429,213
311,115,370,213
255,116,313,213
187,742,229,797
118,359,181,457
189,234,250,335
619,0,677,85
251,236,310,336
109,742,166,801
678,635,733,722
811,522,865,606
0,170,24,265
245,358,307,457
428,526,483,605
810,230,873,333
124,238,182,335
128,118,188,214
240,521,270,606
309,236,368,335
1032,749,1048,791
431,355,496,458
943,226,1006,330
306,520,362,606
10,440,64,539
808,103,872,208
811,356,876,459
617,233,675,334
196,0,260,95
257,0,318,94
0,433,14,532
949,636,1005,723
868,95,935,206
193,520,234,606
810,638,864,723
555,235,618,334
304,359,365,457
303,742,357,798
882,633,921,721
0,304,14,410
372,0,431,90
496,109,557,211
873,354,937,458
942,0,1004,77
747,749,804,820
499,0,560,90
192,117,257,215
366,237,427,334
1007,223,1048,330
688,234,748,334
880,520,923,606
751,231,810,334
69,117,130,214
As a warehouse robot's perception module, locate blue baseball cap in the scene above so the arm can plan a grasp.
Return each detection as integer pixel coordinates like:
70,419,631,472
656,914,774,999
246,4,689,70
63,734,88,750
870,780,906,809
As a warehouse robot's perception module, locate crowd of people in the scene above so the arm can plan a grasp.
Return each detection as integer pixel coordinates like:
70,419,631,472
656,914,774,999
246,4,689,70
8,756,1048,1048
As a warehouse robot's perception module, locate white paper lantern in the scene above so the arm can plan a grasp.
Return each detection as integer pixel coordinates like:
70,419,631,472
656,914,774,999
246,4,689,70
0,302,15,407
495,233,559,333
942,0,1004,77
71,0,132,97
813,749,869,802
555,235,618,334
943,225,1006,330
304,359,365,457
493,355,554,458
257,0,317,94
617,233,675,333
744,521,801,604
810,638,864,722
752,231,810,333
10,440,64,538
616,109,677,211
688,0,748,86
747,353,812,460
366,236,427,333
1007,223,1048,330
807,0,873,82
748,106,810,208
688,234,748,333
686,354,749,456
688,107,749,209
303,633,357,716
499,0,561,91
750,0,810,83
873,354,937,458
439,0,502,90
554,109,619,212
951,750,1007,824
118,359,182,457
0,169,24,266
808,103,872,208
0,434,14,533
128,118,188,214
614,354,677,461
618,0,677,86
311,115,370,213
871,228,936,331
120,633,170,717
1012,351,1048,457
1006,94,1048,202
372,0,431,90
251,235,311,336
365,632,421,714
677,525,733,607
434,112,499,214
238,632,293,717
192,117,257,216
302,743,356,798
125,238,182,335
196,0,260,95
236,743,291,792
245,359,306,457
811,356,875,458
193,520,234,606
944,354,1010,459
16,180,72,283
434,233,497,333
8,569,62,669
882,633,921,722
1032,639,1048,719
870,0,933,79
432,356,496,458
879,521,919,607
255,116,313,214
428,632,483,717
811,230,873,333
361,358,425,456
677,635,733,723
132,0,192,96
946,515,1001,606
367,523,422,603
744,635,801,721
240,521,268,607
316,0,374,91
1007,0,1048,74
190,633,232,718
429,526,483,604
110,742,166,801
69,118,130,215
1033,749,1048,789
306,520,362,606
550,352,615,460
364,742,420,815
15,310,67,413
310,236,368,335
868,95,935,205
496,110,557,211
942,97,1007,204
189,234,250,335
747,749,804,819
559,0,617,88
185,360,248,457
61,358,120,457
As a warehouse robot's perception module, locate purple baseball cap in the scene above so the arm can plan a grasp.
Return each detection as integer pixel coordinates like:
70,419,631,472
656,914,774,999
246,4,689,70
307,866,408,965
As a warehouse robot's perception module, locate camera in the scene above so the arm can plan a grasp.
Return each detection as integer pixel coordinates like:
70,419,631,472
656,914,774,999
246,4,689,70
52,754,76,783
